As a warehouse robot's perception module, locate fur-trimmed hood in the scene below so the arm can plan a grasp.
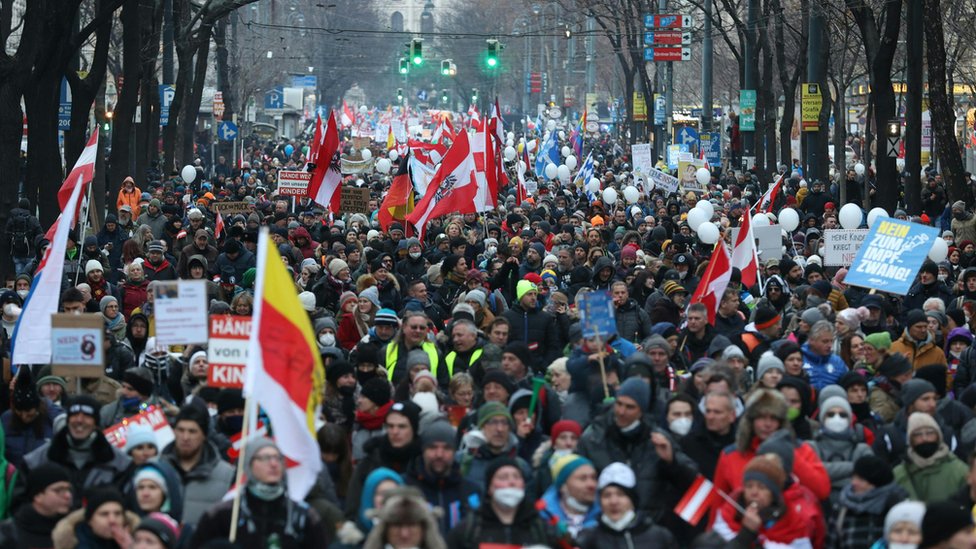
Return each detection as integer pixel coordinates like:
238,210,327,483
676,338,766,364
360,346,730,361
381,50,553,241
361,487,446,549
736,389,789,452
52,508,140,549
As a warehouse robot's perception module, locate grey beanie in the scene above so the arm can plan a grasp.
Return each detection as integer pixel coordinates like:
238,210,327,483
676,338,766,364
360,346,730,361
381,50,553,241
756,352,785,380
406,349,431,368
420,419,456,449
642,334,671,354
818,395,853,424
817,384,847,409
800,307,825,326
244,437,281,484
901,379,937,410
615,377,650,413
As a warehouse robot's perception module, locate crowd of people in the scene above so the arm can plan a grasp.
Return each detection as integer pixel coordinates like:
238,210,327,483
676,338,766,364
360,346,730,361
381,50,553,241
2,126,976,549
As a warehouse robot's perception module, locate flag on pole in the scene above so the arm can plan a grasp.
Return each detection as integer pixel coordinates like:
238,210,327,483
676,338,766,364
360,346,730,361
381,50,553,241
305,111,342,212
12,172,87,365
535,129,559,179
689,243,733,325
573,151,595,189
753,174,784,213
214,208,225,241
305,115,324,170
58,129,99,222
386,124,396,152
378,152,415,231
341,101,355,128
730,211,759,288
406,131,479,241
674,475,719,526
243,229,325,501
569,108,586,159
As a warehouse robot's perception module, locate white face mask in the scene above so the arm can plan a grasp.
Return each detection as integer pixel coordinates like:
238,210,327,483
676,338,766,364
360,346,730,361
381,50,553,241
678,270,687,280
16,290,28,300
823,415,849,433
409,251,422,260
487,245,497,256
492,487,524,508
564,495,591,513
619,419,641,434
888,544,918,549
319,333,335,347
939,274,948,282
2,303,19,317
669,417,693,436
601,509,636,531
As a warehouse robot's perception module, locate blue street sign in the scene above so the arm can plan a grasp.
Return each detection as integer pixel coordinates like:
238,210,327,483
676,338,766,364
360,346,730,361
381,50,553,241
578,291,617,339
417,89,428,102
159,84,175,126
59,78,72,131
643,14,654,27
691,108,703,118
292,74,317,88
677,125,699,149
217,121,238,141
264,88,284,110
654,96,666,125
701,131,722,167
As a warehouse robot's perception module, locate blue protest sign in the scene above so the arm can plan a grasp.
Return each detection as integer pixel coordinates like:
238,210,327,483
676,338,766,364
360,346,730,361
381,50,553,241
844,217,939,295
701,131,721,167
578,291,617,339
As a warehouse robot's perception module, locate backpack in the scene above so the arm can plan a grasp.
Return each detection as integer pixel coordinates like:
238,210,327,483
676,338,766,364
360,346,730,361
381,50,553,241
7,214,30,256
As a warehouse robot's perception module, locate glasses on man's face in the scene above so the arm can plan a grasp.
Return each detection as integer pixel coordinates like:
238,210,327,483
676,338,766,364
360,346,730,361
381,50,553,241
484,418,510,428
825,411,848,419
252,453,284,463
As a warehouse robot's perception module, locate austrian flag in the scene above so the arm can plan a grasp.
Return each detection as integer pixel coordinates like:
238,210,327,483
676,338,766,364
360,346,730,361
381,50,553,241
674,475,719,525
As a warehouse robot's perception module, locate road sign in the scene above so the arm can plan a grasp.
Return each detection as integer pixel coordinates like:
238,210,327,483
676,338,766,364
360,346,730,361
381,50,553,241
217,120,238,141
644,14,693,28
654,94,666,125
159,84,175,126
677,125,699,149
643,31,692,45
264,87,284,110
645,47,691,62
291,74,317,89
801,83,822,132
213,91,224,120
740,90,756,131
59,78,72,130
887,137,901,158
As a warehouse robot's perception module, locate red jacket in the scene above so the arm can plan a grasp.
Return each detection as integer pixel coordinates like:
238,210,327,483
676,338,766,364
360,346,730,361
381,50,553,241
337,312,363,351
712,487,813,547
712,436,830,504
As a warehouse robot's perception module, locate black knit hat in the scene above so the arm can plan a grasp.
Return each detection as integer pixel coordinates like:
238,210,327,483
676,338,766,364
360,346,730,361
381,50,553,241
66,394,101,420
906,309,928,328
920,500,974,548
216,389,245,415
878,353,912,379
12,367,39,410
852,455,893,488
502,342,532,370
389,400,421,434
27,462,71,498
84,487,125,521
174,403,209,436
919,260,939,277
481,369,516,396
484,456,522,492
326,360,355,385
837,371,868,391
123,367,155,397
360,378,391,407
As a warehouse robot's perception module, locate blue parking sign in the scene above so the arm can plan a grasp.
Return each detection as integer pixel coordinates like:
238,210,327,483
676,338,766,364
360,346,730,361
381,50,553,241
578,291,617,339
59,78,72,130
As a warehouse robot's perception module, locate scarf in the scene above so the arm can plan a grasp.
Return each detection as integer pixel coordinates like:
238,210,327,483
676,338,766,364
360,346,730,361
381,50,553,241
838,482,903,515
355,400,393,430
907,442,950,469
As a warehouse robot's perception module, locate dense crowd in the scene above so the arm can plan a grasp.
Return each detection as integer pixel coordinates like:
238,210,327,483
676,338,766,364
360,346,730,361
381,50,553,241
2,129,976,549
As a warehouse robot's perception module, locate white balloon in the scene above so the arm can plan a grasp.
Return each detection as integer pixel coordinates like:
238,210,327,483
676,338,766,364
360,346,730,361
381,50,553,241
566,155,578,170
854,163,865,176
867,207,888,228
557,164,571,181
695,167,711,186
375,158,392,174
558,131,566,141
695,200,714,219
778,207,800,232
181,165,196,184
697,222,720,244
561,146,572,158
506,139,514,148
507,131,515,142
546,120,557,131
545,163,558,180
752,213,770,227
355,178,364,187
602,187,618,204
359,105,368,114
586,178,601,194
929,237,949,262
839,203,863,230
519,137,526,144
361,148,372,161
504,146,517,162
623,186,640,204
388,149,399,161
527,140,537,152
687,208,709,232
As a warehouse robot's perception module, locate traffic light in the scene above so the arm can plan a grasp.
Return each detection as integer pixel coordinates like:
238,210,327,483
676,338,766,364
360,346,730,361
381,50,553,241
410,39,423,66
886,119,901,138
441,60,451,76
486,39,499,69
397,88,403,102
471,88,479,102
441,89,449,104
103,110,113,132
398,58,409,75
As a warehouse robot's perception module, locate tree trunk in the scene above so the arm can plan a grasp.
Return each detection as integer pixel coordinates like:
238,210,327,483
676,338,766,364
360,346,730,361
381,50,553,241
108,0,142,215
923,0,971,203
180,34,211,166
761,30,776,175
135,0,163,188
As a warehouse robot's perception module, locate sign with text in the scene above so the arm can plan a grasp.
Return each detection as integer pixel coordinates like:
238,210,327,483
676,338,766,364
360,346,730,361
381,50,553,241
801,83,822,131
631,143,653,177
207,315,251,389
277,170,312,196
740,90,756,131
700,132,722,168
153,280,208,346
644,166,680,195
340,186,370,214
211,201,252,215
823,229,869,266
678,159,707,193
578,291,617,339
845,217,939,295
104,407,175,450
51,314,104,378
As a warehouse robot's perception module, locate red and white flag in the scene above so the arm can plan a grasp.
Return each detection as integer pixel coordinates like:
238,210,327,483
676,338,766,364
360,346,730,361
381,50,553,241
730,210,759,288
214,208,225,240
689,243,732,325
674,475,720,526
340,101,355,128
58,129,99,223
753,174,784,213
471,124,498,211
406,131,480,241
305,115,324,169
305,111,342,212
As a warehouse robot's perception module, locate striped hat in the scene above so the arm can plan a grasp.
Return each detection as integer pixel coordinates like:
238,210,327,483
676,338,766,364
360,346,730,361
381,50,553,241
374,309,399,326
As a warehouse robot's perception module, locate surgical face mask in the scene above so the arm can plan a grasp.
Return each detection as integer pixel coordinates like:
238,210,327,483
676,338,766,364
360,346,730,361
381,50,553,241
787,407,801,422
601,509,636,532
678,270,687,280
939,274,948,282
564,495,591,513
888,544,918,549
669,417,693,436
16,290,28,300
492,487,524,508
319,333,335,347
2,303,19,317
619,419,641,434
409,251,422,260
823,415,849,433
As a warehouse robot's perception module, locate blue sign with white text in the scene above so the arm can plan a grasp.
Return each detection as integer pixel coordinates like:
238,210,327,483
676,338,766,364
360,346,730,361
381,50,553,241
264,88,284,110
59,78,72,130
701,131,722,167
579,291,617,339
159,85,175,126
844,217,939,295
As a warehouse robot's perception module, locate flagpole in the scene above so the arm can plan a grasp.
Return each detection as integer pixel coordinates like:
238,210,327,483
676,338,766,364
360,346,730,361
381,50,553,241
228,395,254,542
73,182,94,287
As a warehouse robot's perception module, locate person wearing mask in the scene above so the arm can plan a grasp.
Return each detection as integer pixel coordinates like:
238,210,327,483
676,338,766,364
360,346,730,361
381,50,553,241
577,462,677,548
192,438,328,548
893,412,968,503
446,458,561,548
0,463,72,548
807,395,874,500
875,500,925,549
538,454,600,540
826,455,908,549
873,378,959,466
51,487,139,549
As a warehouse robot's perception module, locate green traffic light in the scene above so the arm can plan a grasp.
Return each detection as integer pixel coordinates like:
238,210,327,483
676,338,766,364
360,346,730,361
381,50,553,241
413,55,423,66
487,57,497,68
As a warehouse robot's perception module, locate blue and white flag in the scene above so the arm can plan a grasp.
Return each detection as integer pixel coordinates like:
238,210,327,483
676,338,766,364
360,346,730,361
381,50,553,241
574,151,595,189
535,130,560,179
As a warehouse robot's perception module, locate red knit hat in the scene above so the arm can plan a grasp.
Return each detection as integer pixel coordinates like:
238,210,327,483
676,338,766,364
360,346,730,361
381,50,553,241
551,419,582,440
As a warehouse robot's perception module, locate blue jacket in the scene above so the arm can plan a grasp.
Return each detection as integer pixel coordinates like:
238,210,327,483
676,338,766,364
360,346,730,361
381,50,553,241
800,342,849,390
539,484,601,538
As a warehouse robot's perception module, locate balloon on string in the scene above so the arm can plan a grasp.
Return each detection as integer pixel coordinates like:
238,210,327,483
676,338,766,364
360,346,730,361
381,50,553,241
359,105,368,114
687,208,709,232
695,200,714,218
778,207,800,231
561,146,572,158
507,131,515,141
929,237,949,262
376,158,392,174
545,163,558,180
181,165,196,184
504,146,517,162
695,168,711,186
752,213,771,227
557,164,571,181
602,187,618,204
623,186,640,204
854,163,865,176
546,120,557,131
586,178,601,194
839,203,863,230
698,222,720,244
867,207,888,228
506,139,514,148
361,149,372,161
558,131,566,140
566,155,578,170
285,144,294,156
388,149,399,161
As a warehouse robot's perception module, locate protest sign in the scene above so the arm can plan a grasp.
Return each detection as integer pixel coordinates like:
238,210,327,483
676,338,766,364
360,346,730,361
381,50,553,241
211,201,251,215
578,290,617,339
154,280,208,346
51,314,104,378
103,407,175,450
823,229,869,266
631,143,653,176
207,315,251,389
730,225,782,264
844,217,938,295
341,186,370,213
644,167,680,195
277,170,311,196
678,158,707,193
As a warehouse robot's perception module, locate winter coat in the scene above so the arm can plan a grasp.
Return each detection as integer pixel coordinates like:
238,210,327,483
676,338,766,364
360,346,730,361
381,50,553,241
51,508,139,549
800,342,849,390
22,429,130,509
190,491,328,549
713,435,830,503
889,330,948,370
141,258,177,282
872,409,960,466
214,248,257,284
614,298,652,344
445,499,562,549
538,483,600,539
118,279,148,319
403,456,480,538
807,428,875,495
0,403,59,468
502,302,561,371
893,445,969,503
902,280,954,315
135,210,167,240
0,504,65,549
712,489,813,548
826,482,907,549
577,512,678,549
159,440,235,526
459,436,533,492
678,423,738,480
176,243,219,278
